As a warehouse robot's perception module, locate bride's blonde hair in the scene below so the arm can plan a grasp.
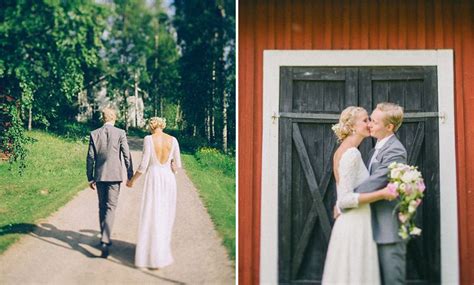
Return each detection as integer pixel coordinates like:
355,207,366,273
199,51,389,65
332,106,367,142
148,117,167,131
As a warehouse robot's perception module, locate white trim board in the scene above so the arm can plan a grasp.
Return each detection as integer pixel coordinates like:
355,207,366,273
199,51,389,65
260,50,458,284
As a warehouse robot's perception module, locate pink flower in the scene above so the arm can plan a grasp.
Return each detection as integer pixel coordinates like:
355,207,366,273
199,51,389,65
417,181,426,193
387,183,397,194
398,213,408,223
405,184,413,195
416,199,422,206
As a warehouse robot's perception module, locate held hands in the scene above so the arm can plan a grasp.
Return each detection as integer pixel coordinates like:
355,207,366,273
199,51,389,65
171,160,178,174
333,205,341,220
382,186,399,201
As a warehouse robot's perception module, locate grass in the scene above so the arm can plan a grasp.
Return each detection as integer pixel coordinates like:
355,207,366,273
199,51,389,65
181,148,236,261
0,131,88,254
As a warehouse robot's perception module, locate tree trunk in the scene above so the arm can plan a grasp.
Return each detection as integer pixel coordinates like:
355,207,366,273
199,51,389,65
134,76,139,127
160,93,163,117
175,101,181,129
124,89,129,132
222,91,228,153
28,106,32,131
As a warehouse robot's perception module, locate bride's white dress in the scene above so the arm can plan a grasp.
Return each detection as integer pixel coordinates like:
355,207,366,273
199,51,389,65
134,135,182,268
322,147,380,285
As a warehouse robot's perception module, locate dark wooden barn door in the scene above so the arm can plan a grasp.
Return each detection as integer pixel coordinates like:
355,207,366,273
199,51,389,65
278,66,440,284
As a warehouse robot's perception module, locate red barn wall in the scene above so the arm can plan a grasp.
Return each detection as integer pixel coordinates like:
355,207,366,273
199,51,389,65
238,0,474,284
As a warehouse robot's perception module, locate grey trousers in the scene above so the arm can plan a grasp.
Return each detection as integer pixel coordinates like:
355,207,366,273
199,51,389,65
378,242,407,285
96,182,121,244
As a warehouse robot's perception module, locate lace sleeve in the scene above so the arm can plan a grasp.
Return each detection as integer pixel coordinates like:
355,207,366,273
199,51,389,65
337,148,361,209
137,136,151,173
172,137,182,168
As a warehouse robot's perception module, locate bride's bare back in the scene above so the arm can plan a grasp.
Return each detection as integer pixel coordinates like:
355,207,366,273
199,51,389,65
151,133,174,164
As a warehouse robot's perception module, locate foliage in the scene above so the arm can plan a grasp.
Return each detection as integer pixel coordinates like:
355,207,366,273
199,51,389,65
0,0,108,167
0,131,88,253
0,0,108,127
0,105,36,173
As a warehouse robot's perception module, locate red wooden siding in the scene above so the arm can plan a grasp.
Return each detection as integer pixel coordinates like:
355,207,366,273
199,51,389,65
238,0,474,284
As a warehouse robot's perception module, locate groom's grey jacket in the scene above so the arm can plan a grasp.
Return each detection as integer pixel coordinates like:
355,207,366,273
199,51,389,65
86,124,133,182
354,135,407,244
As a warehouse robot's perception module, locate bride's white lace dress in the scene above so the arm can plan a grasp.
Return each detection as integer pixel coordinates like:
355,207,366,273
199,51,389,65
322,147,380,284
135,135,182,268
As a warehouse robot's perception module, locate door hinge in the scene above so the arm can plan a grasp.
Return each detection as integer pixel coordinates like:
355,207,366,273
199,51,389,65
271,112,279,124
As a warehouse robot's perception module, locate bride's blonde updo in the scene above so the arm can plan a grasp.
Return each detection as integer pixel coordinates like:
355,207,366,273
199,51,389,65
148,117,167,131
332,106,367,142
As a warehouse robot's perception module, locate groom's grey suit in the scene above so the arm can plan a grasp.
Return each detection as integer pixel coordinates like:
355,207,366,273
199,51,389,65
86,123,133,245
354,135,408,285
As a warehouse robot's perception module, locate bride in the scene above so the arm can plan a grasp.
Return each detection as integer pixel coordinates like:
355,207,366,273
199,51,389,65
322,107,396,284
127,117,182,269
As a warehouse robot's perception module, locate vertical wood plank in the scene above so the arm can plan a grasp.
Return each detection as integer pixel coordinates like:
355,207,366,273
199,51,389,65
267,0,276,49
350,0,362,49
332,0,343,49
368,0,379,48
275,0,285,49
342,0,350,49
398,0,408,48
460,0,474,282
425,0,435,48
284,0,292,49
313,0,324,49
387,0,399,48
323,0,333,48
378,0,388,48
434,0,444,47
238,1,255,284
416,0,426,48
406,0,418,49
360,0,369,49
303,0,313,49
292,0,304,48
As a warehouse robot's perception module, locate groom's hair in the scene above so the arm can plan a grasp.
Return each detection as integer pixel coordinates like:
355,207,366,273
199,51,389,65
101,107,117,123
376,102,404,132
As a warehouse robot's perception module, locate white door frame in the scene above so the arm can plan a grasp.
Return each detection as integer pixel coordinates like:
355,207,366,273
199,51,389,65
260,50,458,284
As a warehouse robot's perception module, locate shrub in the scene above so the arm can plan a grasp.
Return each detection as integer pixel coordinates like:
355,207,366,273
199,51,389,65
195,147,235,177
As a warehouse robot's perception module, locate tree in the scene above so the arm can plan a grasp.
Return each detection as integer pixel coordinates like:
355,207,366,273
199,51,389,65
0,0,108,170
104,0,152,131
173,0,235,151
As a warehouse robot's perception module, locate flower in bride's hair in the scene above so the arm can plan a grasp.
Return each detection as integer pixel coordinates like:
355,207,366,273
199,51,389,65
331,123,341,133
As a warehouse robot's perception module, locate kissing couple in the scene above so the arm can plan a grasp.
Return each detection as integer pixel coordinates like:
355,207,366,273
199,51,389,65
322,102,408,285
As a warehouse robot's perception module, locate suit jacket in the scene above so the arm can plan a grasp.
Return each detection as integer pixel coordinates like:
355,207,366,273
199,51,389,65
354,135,407,244
86,124,133,182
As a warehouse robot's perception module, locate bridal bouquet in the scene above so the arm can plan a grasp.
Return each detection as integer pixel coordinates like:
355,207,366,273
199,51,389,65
387,162,425,239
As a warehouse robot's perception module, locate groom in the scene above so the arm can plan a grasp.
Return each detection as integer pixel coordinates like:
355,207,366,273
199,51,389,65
86,107,133,258
339,102,408,284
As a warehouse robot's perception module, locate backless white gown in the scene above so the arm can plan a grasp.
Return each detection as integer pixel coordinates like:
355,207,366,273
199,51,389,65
322,147,381,285
135,135,182,268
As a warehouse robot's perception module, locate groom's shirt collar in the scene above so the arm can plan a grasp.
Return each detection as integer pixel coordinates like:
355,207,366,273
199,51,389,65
104,122,115,126
375,134,394,150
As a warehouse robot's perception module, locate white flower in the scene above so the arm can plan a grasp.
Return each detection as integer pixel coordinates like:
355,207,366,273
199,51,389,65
401,170,418,183
391,169,402,179
410,227,422,236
